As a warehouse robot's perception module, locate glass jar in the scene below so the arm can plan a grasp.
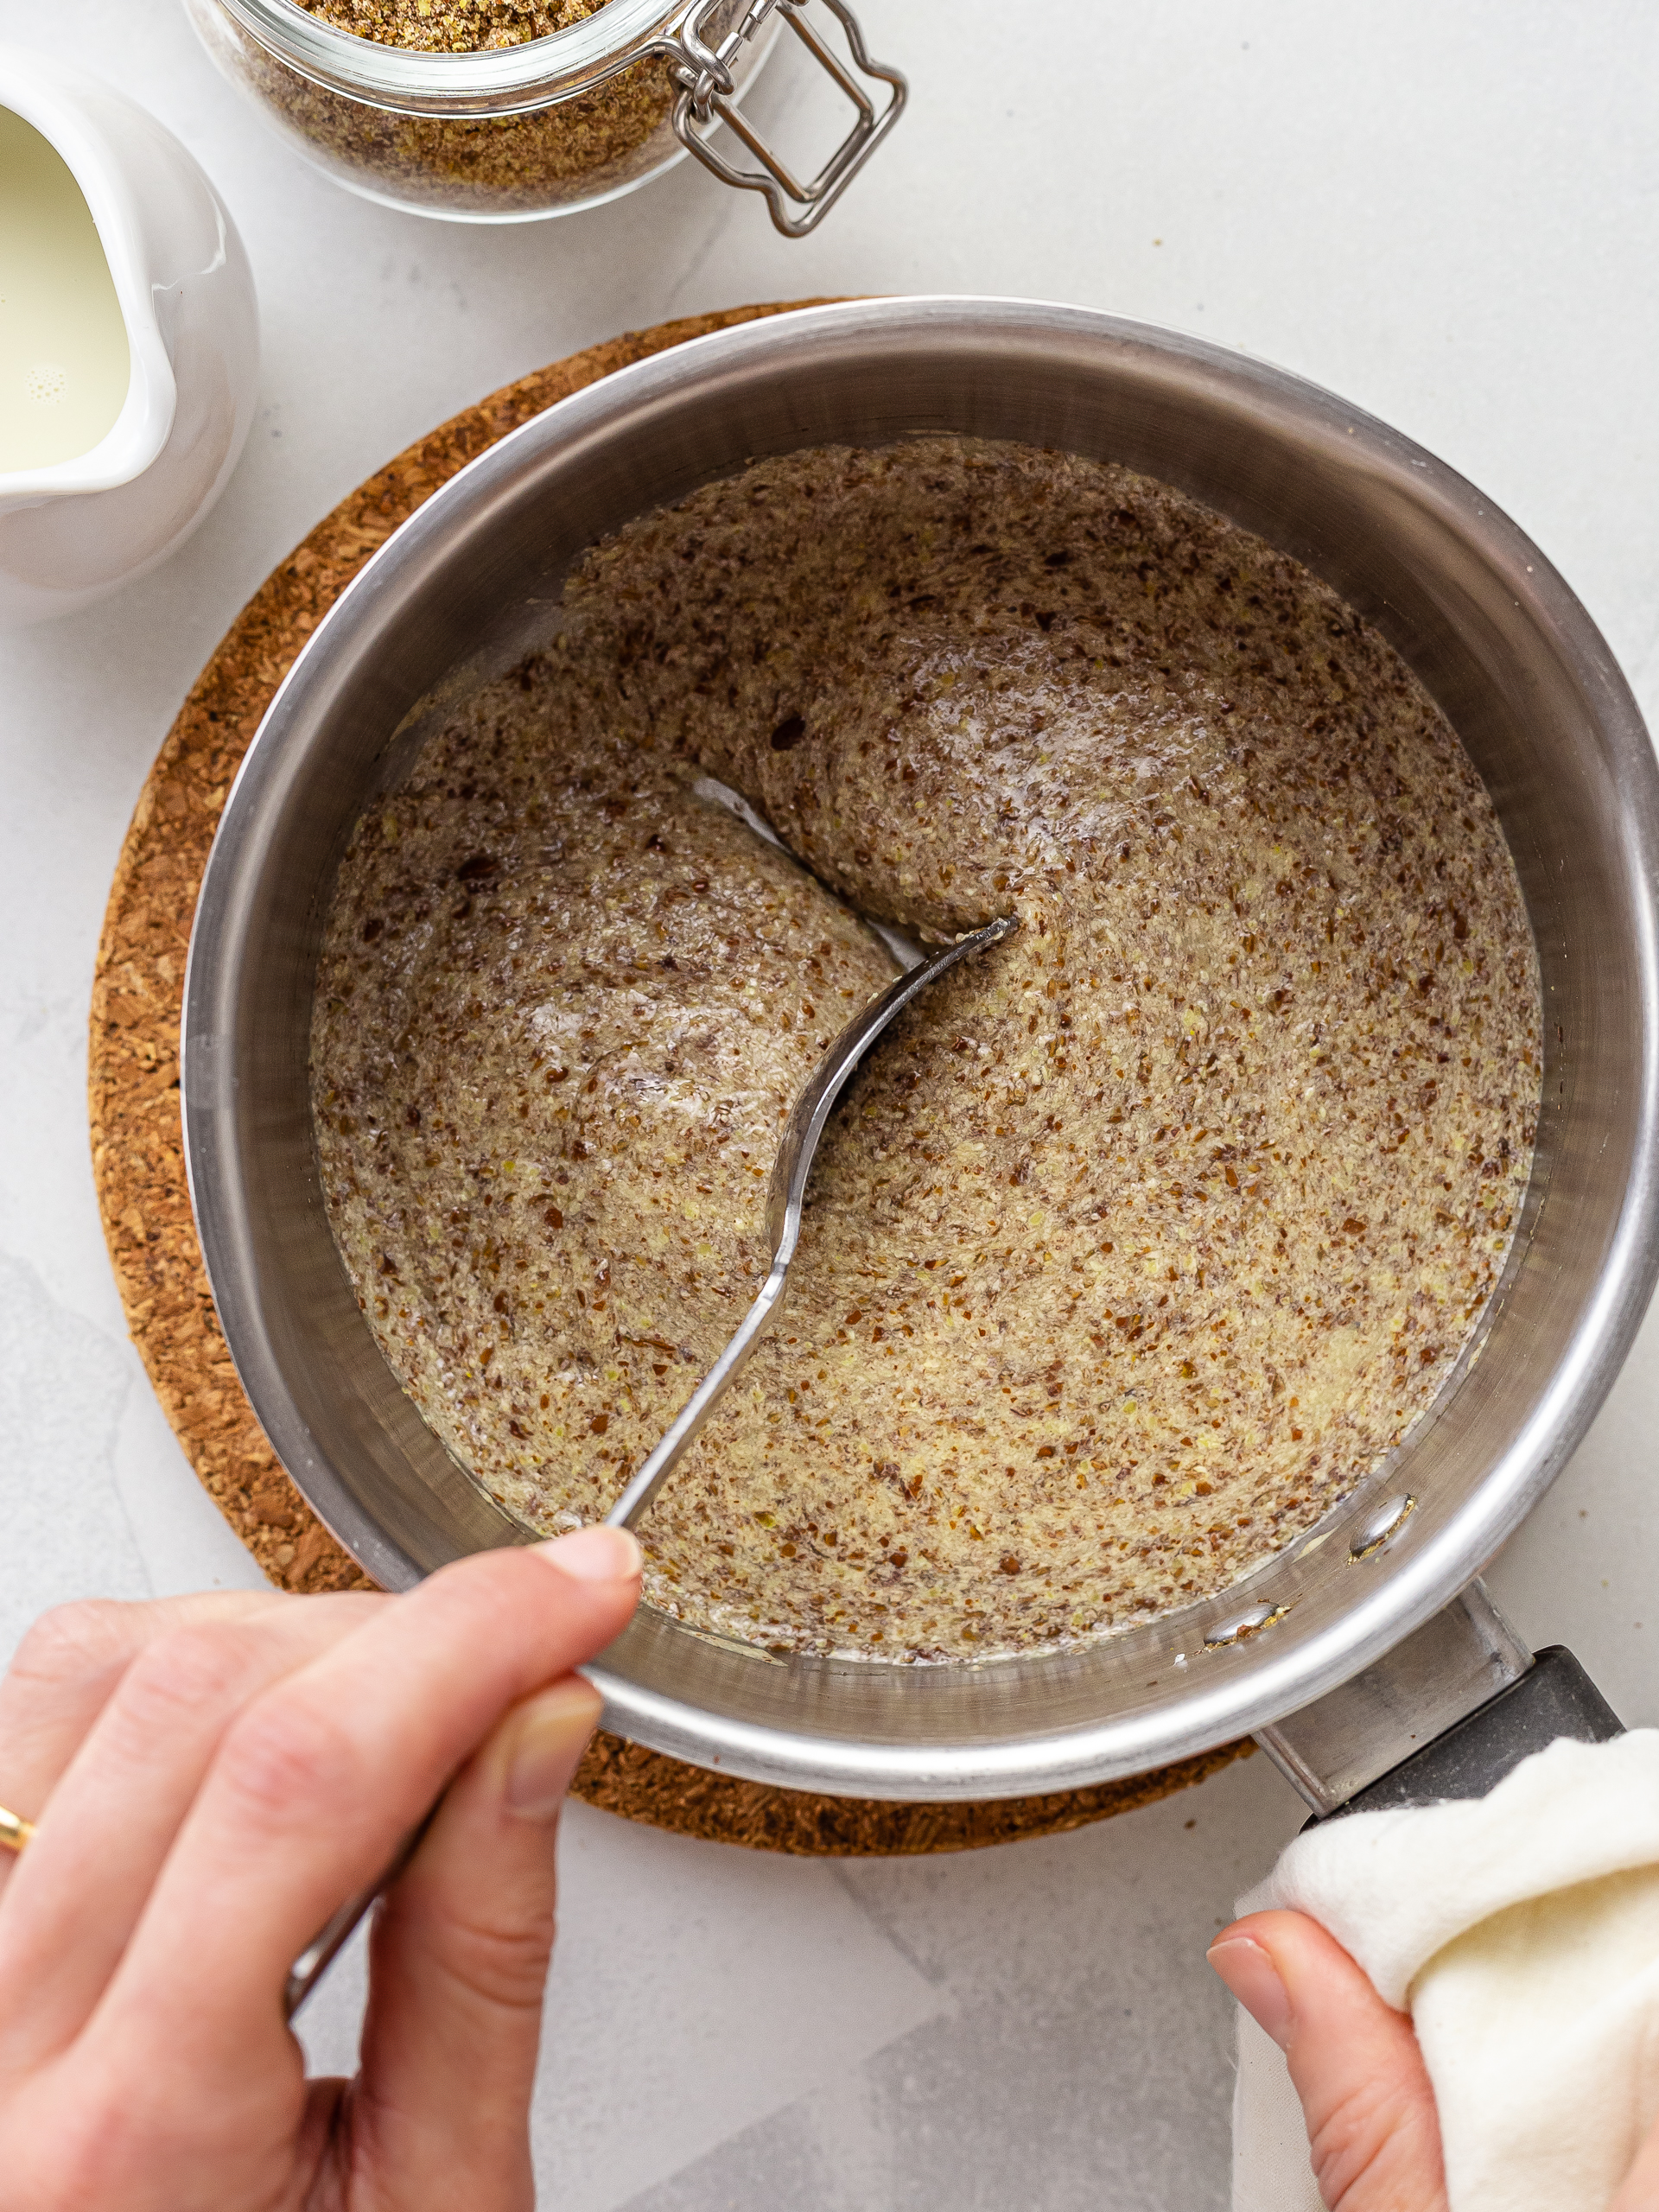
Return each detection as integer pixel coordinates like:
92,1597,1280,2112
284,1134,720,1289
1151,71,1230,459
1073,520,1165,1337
181,0,906,229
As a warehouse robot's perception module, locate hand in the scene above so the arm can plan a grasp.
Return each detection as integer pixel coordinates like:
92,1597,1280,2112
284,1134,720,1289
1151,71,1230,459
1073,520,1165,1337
0,1524,641,2212
1211,1911,1659,2212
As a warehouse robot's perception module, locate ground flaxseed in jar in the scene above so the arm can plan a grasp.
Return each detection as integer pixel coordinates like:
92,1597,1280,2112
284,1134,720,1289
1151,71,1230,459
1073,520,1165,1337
303,1,613,51
312,437,1542,1662
183,0,712,220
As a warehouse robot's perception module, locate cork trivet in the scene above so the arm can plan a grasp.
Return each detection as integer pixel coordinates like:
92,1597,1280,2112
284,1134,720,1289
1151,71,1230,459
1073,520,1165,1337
89,301,1248,1853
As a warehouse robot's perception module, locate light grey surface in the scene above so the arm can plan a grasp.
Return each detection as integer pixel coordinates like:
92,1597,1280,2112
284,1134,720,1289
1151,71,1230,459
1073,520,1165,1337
4,3,1659,2206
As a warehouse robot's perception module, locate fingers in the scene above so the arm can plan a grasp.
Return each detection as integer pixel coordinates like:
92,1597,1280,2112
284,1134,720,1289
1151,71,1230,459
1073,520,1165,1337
1210,1910,1448,2212
0,1592,385,2074
331,1676,601,2209
0,1592,289,1823
87,1529,639,2080
0,1592,312,1918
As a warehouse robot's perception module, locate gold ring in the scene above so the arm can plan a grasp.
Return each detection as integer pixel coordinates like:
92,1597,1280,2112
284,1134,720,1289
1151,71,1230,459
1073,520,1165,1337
0,1806,35,1854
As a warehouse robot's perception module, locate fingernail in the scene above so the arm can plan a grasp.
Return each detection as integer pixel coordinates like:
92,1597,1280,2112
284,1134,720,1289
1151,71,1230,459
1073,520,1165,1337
1207,1937,1294,2048
534,1524,642,1583
504,1678,602,1819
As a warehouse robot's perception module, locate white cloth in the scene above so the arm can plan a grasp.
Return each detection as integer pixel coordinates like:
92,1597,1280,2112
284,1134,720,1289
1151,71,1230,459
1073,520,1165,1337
1231,1731,1659,2212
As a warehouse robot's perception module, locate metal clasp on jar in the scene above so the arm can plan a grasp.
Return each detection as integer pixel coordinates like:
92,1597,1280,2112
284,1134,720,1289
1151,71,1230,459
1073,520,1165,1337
664,0,906,237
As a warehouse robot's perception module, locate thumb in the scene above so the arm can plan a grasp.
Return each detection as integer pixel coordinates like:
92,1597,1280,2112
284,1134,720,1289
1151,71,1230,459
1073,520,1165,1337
1611,2106,1659,2211
1209,1909,1448,2212
334,1673,602,2210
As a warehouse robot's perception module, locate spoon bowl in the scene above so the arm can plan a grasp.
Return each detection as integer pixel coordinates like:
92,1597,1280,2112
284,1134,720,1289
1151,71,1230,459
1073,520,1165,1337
604,911,1018,1530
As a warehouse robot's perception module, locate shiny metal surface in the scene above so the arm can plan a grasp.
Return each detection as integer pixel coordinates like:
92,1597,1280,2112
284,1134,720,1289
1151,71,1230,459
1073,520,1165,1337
1255,1578,1533,1815
605,916,1017,1531
671,0,907,238
182,297,1659,1800
0,1806,35,1854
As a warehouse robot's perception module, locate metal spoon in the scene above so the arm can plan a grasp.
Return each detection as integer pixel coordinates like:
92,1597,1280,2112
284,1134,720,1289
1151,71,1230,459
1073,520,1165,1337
283,791,1014,2020
605,896,1018,1530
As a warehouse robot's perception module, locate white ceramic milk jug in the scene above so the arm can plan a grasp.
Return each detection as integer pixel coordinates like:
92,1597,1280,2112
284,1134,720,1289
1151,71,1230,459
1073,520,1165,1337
0,48,258,629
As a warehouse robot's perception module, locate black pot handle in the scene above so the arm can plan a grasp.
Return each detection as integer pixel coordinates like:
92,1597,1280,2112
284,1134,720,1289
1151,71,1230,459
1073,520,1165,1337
1319,1644,1624,1821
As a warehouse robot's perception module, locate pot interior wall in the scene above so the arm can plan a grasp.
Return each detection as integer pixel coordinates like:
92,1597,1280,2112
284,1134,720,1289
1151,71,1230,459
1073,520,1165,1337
186,303,1659,1796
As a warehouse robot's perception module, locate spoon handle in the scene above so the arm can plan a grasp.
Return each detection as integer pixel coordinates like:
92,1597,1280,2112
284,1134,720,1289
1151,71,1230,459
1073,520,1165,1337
605,1259,790,1529
283,1812,432,2021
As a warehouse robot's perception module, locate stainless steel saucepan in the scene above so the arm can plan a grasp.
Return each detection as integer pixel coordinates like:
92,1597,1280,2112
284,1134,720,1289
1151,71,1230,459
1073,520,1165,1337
182,298,1659,1819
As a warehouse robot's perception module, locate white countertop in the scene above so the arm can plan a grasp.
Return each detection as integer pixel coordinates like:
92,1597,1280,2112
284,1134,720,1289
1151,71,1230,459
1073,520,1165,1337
6,4,1659,2203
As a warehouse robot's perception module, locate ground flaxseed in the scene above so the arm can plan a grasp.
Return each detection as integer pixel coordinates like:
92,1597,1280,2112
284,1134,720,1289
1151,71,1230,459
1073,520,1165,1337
312,437,1541,1662
297,0,607,58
